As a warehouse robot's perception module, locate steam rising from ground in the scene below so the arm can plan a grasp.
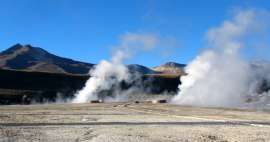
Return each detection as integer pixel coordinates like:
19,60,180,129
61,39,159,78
72,33,158,103
172,9,270,108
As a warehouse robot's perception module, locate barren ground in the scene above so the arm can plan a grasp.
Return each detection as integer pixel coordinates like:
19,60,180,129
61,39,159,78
0,102,270,142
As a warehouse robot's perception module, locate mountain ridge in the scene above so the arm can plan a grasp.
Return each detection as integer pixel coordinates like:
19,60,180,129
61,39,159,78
0,44,185,75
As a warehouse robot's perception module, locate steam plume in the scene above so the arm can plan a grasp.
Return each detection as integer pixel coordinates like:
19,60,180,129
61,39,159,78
172,9,270,107
72,33,158,103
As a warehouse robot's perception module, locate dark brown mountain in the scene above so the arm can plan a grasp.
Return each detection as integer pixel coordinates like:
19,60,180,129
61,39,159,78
0,44,94,74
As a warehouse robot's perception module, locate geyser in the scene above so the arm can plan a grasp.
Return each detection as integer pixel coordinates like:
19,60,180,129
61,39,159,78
72,33,158,103
172,9,270,108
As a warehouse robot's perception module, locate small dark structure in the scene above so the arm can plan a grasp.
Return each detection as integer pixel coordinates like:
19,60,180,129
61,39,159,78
90,100,103,103
152,99,167,104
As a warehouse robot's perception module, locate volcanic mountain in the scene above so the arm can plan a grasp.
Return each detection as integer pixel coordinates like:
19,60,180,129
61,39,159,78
0,44,94,74
153,62,186,74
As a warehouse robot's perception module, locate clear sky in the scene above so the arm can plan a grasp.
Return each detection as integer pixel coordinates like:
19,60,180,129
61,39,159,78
0,0,269,67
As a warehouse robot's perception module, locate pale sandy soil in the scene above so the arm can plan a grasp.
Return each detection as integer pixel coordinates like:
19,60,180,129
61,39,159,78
0,103,270,142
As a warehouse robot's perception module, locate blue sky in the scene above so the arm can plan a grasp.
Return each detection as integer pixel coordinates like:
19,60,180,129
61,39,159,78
0,0,269,67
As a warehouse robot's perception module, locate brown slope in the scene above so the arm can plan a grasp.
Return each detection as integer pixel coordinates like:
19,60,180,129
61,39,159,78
0,44,94,74
152,62,186,75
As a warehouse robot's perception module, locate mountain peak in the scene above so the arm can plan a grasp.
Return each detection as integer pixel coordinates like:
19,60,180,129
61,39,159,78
152,62,186,74
2,44,24,54
3,44,44,54
11,43,23,48
162,62,186,68
0,44,94,74
10,43,35,49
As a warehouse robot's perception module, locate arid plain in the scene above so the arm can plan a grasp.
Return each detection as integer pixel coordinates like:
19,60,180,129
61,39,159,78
0,103,270,142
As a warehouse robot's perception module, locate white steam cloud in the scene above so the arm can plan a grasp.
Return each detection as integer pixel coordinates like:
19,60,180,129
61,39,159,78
72,33,158,103
172,9,270,108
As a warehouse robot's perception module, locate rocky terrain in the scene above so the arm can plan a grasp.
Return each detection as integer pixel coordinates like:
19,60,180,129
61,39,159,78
0,103,270,142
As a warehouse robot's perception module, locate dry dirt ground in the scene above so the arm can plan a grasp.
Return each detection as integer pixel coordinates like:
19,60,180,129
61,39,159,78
0,103,270,142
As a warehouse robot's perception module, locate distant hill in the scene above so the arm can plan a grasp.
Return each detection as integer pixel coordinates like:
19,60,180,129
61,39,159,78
153,62,186,74
127,64,157,74
0,44,94,74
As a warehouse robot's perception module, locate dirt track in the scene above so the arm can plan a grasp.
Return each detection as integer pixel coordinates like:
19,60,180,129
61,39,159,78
0,103,270,142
